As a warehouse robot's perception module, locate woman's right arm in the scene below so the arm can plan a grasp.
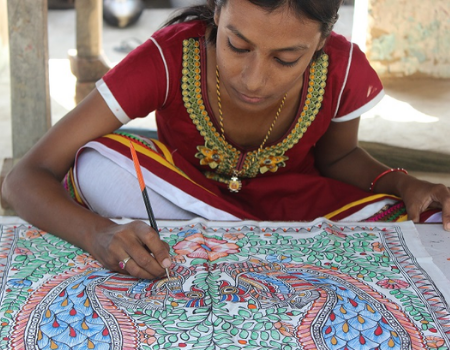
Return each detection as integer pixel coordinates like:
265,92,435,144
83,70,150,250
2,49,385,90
1,89,172,279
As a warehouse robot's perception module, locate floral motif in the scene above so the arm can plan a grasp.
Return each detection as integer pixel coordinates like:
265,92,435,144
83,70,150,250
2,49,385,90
14,247,33,256
7,279,32,288
223,232,245,241
266,253,292,263
259,155,289,174
25,229,45,239
325,226,347,239
195,145,224,169
177,228,199,239
140,328,156,346
376,278,410,290
425,336,445,348
1,221,448,350
75,253,101,267
274,321,295,337
371,242,385,252
173,233,240,261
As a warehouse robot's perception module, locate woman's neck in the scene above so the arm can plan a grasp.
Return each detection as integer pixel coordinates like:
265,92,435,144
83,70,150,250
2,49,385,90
205,43,303,149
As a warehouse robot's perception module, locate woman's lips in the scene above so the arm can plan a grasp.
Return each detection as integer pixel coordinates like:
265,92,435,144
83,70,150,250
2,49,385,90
235,89,266,104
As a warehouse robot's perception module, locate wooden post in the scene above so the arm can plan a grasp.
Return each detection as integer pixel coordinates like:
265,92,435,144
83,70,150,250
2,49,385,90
69,0,110,104
7,0,51,159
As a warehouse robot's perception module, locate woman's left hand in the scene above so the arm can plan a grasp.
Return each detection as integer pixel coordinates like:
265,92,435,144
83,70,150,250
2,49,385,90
398,176,450,231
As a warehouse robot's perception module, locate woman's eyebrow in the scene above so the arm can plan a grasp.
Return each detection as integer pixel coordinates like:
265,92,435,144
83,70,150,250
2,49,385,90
226,24,310,52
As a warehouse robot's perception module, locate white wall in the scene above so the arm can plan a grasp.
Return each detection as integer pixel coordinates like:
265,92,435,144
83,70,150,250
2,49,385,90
0,0,9,77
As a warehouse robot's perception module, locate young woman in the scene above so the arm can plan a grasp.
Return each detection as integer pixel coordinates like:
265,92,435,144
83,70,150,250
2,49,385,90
2,0,449,279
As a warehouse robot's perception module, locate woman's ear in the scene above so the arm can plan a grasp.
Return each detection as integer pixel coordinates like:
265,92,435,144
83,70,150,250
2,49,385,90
214,7,220,26
317,37,326,52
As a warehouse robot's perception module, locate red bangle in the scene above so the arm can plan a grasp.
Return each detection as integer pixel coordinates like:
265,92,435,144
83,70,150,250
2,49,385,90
369,168,408,192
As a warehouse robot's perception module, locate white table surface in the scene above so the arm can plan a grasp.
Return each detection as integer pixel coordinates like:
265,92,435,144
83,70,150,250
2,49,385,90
416,224,450,280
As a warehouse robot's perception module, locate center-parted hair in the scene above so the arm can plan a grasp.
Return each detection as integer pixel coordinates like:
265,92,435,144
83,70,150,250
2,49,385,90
164,0,343,58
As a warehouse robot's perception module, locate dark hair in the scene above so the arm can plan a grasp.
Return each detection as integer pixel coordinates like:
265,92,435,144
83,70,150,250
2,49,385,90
164,0,343,57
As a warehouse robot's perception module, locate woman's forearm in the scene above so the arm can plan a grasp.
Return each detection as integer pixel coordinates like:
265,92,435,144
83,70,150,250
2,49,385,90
2,162,115,254
316,146,408,195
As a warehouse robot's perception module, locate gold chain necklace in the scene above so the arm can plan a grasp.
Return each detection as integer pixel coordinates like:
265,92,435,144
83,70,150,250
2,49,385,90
215,65,287,193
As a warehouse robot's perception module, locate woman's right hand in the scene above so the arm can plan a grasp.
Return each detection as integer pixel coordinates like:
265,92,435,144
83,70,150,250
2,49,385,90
87,220,172,279
1,89,173,280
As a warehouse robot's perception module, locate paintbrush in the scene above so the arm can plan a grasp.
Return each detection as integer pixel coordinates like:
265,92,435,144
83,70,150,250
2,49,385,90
129,141,171,280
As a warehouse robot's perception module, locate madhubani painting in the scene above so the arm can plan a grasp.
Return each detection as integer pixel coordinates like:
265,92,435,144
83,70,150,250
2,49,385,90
0,218,449,350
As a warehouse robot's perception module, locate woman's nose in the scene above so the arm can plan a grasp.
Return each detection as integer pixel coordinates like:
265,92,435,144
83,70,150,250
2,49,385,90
241,57,268,93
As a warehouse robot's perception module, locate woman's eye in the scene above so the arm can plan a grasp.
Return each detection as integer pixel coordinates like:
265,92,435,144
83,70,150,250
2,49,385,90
226,37,300,67
227,39,249,53
276,57,301,67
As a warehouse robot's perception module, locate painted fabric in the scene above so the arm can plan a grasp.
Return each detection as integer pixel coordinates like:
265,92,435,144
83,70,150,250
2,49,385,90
1,218,449,349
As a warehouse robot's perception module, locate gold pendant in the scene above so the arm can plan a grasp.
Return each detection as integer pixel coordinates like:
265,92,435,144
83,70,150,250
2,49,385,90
228,175,242,193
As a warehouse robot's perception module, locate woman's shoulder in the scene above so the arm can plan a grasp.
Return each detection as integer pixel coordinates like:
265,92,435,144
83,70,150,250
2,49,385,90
325,32,353,53
324,32,371,71
152,20,208,44
323,32,383,121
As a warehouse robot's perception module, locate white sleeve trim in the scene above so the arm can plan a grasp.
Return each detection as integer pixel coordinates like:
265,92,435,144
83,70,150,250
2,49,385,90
149,37,169,107
333,43,354,119
96,79,131,124
332,89,385,122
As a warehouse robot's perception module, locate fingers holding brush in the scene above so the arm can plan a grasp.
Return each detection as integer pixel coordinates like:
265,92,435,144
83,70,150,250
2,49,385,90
119,221,171,279
89,220,171,279
133,222,172,278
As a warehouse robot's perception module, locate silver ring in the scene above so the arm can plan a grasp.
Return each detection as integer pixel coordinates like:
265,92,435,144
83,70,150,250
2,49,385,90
119,256,131,269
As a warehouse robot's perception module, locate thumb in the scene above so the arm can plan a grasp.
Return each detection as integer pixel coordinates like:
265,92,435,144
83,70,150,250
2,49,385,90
443,209,450,232
161,257,172,269
154,240,172,269
406,203,421,223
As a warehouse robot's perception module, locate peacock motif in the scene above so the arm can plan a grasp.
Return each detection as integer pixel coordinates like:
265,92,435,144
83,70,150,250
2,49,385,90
4,220,445,349
13,257,424,349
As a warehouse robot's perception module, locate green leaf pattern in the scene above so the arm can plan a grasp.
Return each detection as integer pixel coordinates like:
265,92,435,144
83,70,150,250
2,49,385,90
0,221,449,349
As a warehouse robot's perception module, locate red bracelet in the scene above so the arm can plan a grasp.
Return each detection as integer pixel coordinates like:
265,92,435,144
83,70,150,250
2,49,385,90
369,168,408,192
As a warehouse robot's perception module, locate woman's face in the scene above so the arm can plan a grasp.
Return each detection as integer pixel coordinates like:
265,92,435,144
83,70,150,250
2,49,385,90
214,0,324,111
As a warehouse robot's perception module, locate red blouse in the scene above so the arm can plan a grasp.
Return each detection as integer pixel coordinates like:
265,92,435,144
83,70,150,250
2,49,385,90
96,20,385,221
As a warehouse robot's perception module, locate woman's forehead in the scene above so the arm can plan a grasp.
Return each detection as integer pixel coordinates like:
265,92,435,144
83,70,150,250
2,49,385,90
219,0,304,18
219,0,318,28
218,0,322,47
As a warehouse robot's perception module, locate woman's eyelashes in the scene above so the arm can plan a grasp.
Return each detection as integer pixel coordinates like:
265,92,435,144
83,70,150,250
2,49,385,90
227,38,301,67
276,57,301,67
227,38,249,53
